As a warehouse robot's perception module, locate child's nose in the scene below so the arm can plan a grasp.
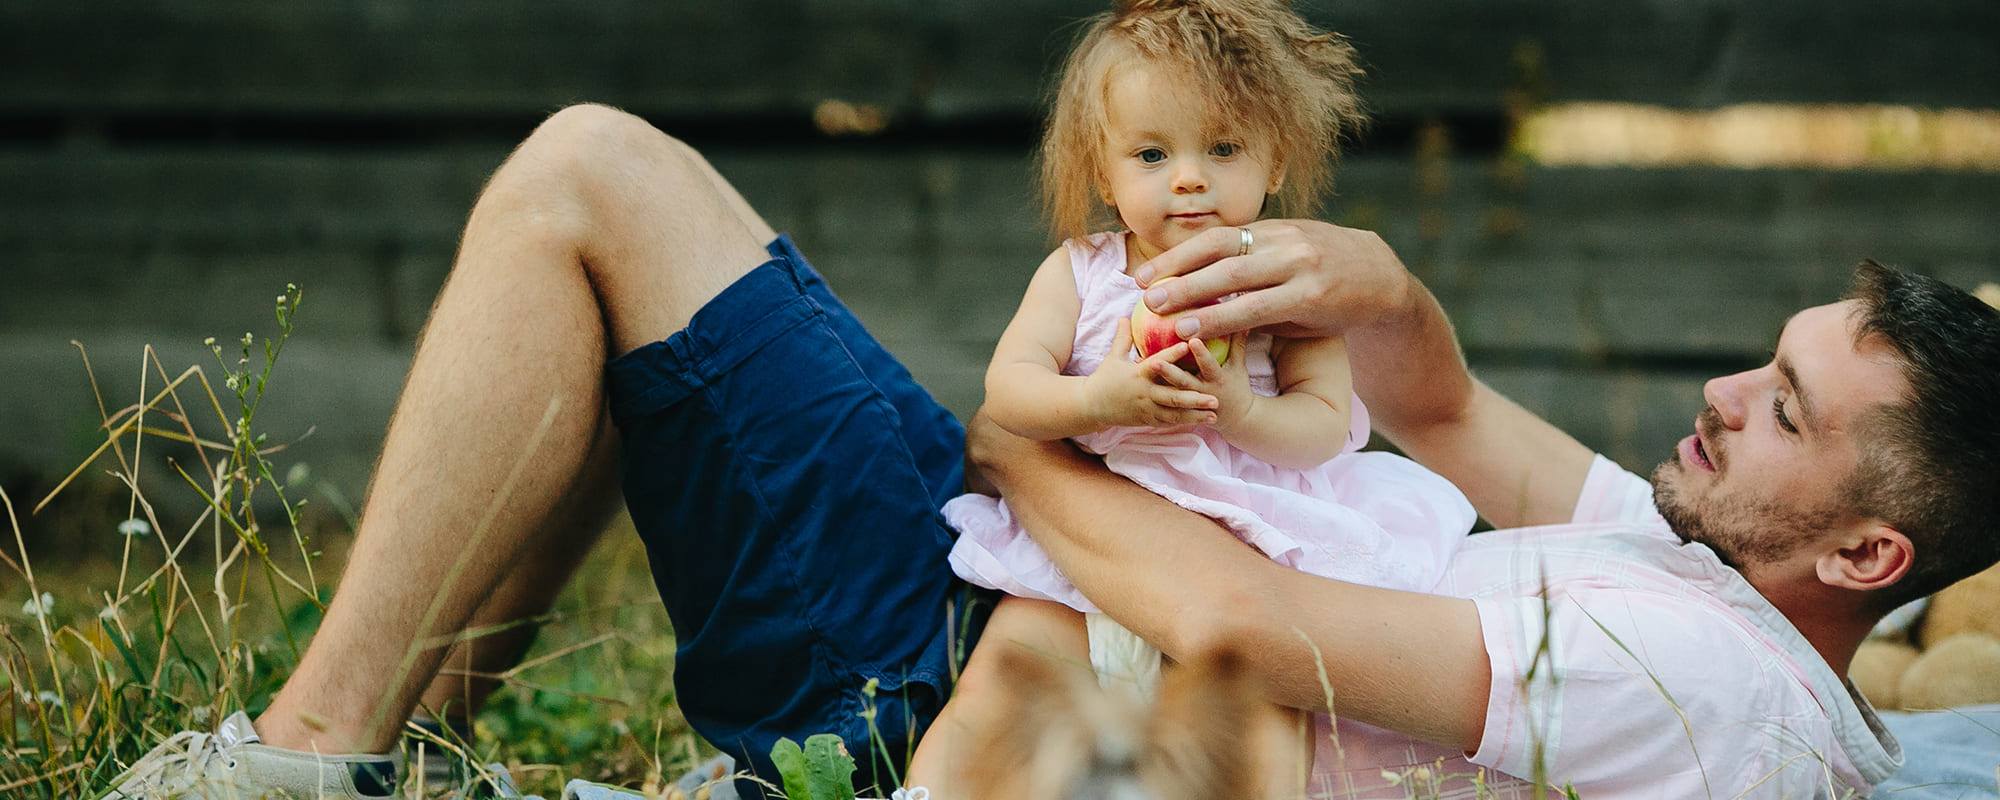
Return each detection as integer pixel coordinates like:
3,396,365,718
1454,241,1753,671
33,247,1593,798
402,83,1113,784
1172,164,1208,194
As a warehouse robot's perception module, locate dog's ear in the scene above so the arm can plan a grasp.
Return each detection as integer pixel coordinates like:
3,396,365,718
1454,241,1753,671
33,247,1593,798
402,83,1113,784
967,645,1148,799
1143,647,1264,800
963,646,1063,797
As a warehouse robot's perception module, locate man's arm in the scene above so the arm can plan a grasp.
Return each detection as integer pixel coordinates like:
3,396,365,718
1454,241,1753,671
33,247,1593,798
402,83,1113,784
1137,221,1595,529
968,412,1489,750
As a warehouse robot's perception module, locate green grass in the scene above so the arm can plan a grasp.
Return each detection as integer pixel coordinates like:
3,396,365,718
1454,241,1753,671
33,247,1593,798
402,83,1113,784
0,287,706,798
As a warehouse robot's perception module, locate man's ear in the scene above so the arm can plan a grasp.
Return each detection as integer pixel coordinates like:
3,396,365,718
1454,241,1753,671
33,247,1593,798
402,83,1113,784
1816,522,1913,591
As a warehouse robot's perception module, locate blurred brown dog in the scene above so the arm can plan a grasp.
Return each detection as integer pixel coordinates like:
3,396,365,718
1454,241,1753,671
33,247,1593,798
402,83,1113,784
961,647,1301,800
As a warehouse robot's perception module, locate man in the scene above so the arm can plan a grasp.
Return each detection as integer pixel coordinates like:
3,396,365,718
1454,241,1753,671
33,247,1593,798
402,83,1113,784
984,228,2000,796
103,105,2000,799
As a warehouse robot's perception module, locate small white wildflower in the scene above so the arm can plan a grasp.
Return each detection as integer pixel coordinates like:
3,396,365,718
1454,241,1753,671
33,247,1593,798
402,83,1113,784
36,690,62,708
286,462,311,486
276,294,288,304
242,332,254,345
117,517,151,537
226,375,240,391
191,706,212,724
21,592,55,618
204,336,216,346
1413,766,1434,782
286,283,297,292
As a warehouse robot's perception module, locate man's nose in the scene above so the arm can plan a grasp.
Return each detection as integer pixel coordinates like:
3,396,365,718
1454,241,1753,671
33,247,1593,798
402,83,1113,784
1702,370,1754,430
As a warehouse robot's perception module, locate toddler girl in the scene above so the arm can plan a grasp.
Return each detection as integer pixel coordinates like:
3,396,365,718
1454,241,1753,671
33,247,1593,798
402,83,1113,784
907,1,1475,796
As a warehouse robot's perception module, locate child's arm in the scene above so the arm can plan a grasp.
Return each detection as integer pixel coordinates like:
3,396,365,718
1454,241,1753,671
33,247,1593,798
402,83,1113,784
986,246,1221,441
1180,333,1354,469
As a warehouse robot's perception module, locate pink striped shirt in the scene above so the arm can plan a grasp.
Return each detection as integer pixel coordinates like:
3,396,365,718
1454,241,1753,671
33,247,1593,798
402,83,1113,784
1305,456,1901,799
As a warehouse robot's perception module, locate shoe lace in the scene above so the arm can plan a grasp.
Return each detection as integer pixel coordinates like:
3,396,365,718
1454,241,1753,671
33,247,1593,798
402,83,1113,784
119,730,238,793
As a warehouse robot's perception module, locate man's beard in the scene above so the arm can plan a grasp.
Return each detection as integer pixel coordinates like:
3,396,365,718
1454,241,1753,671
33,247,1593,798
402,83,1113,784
1650,449,1833,573
1651,465,1756,570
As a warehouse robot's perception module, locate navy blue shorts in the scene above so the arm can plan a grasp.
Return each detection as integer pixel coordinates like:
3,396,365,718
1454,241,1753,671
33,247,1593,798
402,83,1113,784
606,235,991,797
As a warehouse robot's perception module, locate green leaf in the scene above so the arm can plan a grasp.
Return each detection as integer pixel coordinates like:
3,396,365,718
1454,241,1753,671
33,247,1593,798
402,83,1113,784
770,738,811,800
802,734,857,800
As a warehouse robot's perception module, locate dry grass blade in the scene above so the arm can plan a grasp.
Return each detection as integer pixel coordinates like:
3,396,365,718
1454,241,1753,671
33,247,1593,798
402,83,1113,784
32,364,206,514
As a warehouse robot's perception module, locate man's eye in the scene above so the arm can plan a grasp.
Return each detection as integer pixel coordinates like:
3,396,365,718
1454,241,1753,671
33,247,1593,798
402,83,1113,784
1138,148,1166,164
1211,142,1240,158
1773,397,1799,434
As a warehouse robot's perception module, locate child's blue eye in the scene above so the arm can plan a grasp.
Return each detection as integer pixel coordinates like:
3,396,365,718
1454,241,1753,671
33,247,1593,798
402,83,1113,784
1138,148,1166,164
1211,142,1240,158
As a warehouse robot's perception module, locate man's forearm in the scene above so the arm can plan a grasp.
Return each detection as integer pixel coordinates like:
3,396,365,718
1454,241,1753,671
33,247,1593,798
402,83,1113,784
1343,269,1474,442
967,414,1492,750
1343,261,1595,529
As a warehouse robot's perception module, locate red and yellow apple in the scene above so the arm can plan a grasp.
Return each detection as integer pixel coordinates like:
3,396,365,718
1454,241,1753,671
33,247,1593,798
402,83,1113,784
1130,276,1228,366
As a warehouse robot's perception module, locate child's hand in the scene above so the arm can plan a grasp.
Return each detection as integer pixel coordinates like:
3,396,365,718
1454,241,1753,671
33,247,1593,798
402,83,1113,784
1161,333,1255,431
1083,319,1220,429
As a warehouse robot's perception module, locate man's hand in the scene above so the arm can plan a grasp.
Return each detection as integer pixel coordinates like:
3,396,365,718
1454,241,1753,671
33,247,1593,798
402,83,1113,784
1133,220,1413,340
1081,319,1221,429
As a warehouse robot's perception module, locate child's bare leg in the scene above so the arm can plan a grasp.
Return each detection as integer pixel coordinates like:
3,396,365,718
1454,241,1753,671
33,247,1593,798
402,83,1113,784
907,596,1090,799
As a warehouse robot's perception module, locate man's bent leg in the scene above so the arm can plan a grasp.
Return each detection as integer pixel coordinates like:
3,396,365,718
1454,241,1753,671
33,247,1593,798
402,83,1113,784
609,238,987,796
414,414,622,727
255,104,777,756
409,110,786,741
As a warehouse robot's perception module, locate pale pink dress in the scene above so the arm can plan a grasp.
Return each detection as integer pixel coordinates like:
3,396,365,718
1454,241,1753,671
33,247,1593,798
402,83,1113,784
945,232,1476,613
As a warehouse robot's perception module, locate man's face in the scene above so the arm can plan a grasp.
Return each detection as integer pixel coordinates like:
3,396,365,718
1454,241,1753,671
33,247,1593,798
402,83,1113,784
1651,301,1910,570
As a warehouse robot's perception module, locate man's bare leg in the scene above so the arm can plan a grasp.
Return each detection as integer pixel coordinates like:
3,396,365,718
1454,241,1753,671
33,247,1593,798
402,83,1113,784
411,416,622,729
409,123,784,733
252,103,779,755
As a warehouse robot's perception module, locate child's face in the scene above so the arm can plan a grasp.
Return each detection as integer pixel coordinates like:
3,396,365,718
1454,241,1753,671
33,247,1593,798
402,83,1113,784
1097,62,1281,263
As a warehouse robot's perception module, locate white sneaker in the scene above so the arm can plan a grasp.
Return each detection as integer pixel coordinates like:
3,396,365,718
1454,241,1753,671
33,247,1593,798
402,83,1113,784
98,711,402,799
559,780,651,799
859,787,930,800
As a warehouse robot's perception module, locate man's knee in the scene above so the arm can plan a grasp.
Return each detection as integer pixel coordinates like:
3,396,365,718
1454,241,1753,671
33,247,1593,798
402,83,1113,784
527,103,698,174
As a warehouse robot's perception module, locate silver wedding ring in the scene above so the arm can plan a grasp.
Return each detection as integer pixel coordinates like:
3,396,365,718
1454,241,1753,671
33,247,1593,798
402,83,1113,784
1237,226,1254,257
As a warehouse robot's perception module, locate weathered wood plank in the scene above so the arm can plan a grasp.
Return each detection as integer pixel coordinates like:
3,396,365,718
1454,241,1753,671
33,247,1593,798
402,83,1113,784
6,145,1997,500
4,1,1997,123
9,148,1997,352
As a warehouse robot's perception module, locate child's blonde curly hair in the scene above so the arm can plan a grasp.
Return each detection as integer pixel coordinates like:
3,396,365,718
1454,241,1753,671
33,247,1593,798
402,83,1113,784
1040,0,1365,244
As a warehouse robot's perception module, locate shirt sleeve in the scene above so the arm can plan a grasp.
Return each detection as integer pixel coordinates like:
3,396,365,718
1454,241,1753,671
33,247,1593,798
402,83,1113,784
1469,586,1834,798
1570,454,1665,526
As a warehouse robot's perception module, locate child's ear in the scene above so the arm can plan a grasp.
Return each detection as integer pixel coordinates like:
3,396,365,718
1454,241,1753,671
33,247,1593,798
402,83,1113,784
1267,160,1287,195
1093,163,1116,206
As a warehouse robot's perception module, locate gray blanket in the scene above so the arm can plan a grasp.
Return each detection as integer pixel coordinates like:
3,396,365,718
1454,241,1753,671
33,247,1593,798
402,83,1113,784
1873,705,2000,799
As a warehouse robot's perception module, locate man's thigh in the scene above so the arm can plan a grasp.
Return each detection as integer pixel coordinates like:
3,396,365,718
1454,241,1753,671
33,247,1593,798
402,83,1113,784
607,235,989,795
